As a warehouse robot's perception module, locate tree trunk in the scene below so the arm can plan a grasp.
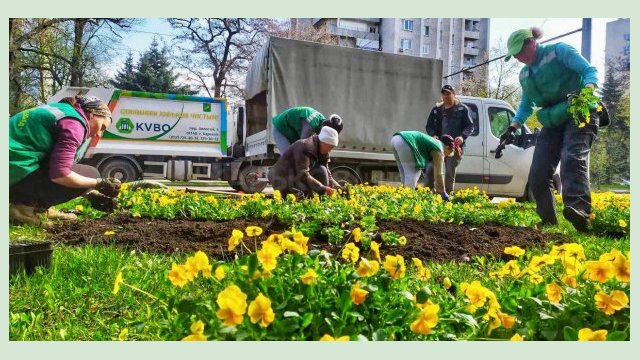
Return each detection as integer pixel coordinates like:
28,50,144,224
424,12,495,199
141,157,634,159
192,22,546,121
69,19,87,86
9,18,23,115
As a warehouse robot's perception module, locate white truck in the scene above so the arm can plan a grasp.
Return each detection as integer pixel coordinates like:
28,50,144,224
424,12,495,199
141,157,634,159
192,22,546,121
49,37,558,201
48,87,235,183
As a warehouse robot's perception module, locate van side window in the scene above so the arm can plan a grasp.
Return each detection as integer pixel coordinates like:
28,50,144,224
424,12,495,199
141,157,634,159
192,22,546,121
488,107,521,138
463,103,480,136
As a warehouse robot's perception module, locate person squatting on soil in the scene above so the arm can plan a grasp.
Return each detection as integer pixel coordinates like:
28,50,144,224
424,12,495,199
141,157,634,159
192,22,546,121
501,27,599,232
391,131,455,200
9,95,122,227
271,106,343,154
425,84,475,194
268,126,343,198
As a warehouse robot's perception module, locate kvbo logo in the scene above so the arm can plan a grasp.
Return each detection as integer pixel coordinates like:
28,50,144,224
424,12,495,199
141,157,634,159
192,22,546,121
135,122,172,132
116,117,171,134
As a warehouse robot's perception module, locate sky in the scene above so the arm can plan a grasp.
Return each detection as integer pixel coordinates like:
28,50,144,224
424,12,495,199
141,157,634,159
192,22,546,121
105,18,622,90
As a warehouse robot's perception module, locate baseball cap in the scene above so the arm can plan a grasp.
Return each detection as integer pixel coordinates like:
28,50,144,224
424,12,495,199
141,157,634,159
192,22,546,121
505,28,534,61
441,84,455,93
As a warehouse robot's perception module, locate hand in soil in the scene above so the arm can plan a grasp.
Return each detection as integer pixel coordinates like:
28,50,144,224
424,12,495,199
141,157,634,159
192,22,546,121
85,190,118,212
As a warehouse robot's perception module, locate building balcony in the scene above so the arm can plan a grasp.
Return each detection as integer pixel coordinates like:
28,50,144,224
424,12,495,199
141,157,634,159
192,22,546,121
346,18,380,24
464,46,480,56
326,24,379,41
464,30,481,39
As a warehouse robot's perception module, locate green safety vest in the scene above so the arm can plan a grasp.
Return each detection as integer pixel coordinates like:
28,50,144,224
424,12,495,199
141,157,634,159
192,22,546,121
519,44,583,128
272,107,326,143
9,103,90,186
395,131,443,170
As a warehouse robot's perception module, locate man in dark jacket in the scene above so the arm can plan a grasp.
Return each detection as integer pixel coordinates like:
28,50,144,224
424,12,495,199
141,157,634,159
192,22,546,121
425,84,475,193
268,126,342,198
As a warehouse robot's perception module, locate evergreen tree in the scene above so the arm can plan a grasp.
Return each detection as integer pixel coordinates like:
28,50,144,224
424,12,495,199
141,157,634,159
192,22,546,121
590,59,630,186
110,51,137,90
132,38,195,94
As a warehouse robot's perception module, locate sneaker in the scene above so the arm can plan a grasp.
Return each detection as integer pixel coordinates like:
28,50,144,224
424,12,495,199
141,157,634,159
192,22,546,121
9,203,54,228
562,206,591,233
46,207,77,221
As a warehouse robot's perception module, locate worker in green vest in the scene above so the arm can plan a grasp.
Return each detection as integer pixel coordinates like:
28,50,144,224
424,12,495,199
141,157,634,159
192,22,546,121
501,27,600,232
391,131,455,200
272,106,343,154
9,96,122,227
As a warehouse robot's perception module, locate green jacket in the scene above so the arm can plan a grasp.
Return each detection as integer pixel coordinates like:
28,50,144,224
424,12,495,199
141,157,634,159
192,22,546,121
394,131,443,170
272,107,326,143
514,43,598,128
9,103,90,186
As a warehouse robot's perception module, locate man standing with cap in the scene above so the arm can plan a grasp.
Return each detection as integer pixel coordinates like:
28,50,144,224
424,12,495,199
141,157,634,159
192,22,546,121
501,27,599,232
268,126,342,198
425,84,475,194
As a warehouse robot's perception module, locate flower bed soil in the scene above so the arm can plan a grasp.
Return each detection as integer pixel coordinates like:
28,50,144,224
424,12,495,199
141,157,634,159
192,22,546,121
47,213,563,263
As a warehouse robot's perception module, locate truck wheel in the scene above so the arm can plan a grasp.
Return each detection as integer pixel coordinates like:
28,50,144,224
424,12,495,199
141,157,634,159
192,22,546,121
228,180,243,192
331,166,361,187
99,159,139,183
238,165,267,194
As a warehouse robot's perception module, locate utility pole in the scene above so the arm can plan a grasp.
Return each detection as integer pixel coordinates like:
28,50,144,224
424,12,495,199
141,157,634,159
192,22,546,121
581,18,592,62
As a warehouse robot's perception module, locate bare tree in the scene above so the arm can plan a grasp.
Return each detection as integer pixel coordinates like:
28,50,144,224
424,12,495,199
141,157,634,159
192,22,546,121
169,18,269,99
9,18,136,113
265,18,330,43
457,40,522,108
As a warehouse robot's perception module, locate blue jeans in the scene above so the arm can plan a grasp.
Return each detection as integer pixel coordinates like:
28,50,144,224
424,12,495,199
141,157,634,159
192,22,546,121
529,111,599,223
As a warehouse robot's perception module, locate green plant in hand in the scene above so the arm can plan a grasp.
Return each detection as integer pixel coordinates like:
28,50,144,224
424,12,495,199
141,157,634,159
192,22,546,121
567,87,601,128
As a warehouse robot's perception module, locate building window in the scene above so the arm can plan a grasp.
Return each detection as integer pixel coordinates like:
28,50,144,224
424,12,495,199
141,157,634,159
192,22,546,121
369,26,377,33
424,25,430,36
401,19,414,31
400,39,412,51
422,44,430,54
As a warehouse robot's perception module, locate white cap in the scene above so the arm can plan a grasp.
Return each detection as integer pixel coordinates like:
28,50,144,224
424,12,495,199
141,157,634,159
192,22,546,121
318,126,339,146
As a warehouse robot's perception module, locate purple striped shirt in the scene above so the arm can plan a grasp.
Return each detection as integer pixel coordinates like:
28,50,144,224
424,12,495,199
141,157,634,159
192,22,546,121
49,105,89,179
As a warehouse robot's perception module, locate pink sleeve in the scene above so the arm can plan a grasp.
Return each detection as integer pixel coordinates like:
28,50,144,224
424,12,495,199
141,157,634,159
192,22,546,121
48,119,87,179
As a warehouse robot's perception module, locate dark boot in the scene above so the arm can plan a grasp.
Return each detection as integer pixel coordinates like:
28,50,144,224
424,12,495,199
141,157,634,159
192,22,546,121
563,206,591,233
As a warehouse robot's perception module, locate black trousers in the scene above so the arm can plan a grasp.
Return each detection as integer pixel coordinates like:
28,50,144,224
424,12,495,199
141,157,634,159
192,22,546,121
10,163,100,209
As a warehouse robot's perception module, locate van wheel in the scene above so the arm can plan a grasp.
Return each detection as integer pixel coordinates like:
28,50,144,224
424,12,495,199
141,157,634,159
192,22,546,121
99,159,139,183
238,165,267,194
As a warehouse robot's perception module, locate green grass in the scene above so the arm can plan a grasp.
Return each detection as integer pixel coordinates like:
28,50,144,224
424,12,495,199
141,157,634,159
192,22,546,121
10,245,178,340
592,184,630,192
9,224,48,242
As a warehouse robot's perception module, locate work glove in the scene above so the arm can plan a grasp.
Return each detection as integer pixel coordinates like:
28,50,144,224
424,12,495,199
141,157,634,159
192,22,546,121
85,190,118,212
95,178,121,197
499,125,518,145
440,192,450,201
126,180,168,191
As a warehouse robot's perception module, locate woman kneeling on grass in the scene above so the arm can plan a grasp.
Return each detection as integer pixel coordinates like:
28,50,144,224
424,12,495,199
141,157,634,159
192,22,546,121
9,96,122,228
